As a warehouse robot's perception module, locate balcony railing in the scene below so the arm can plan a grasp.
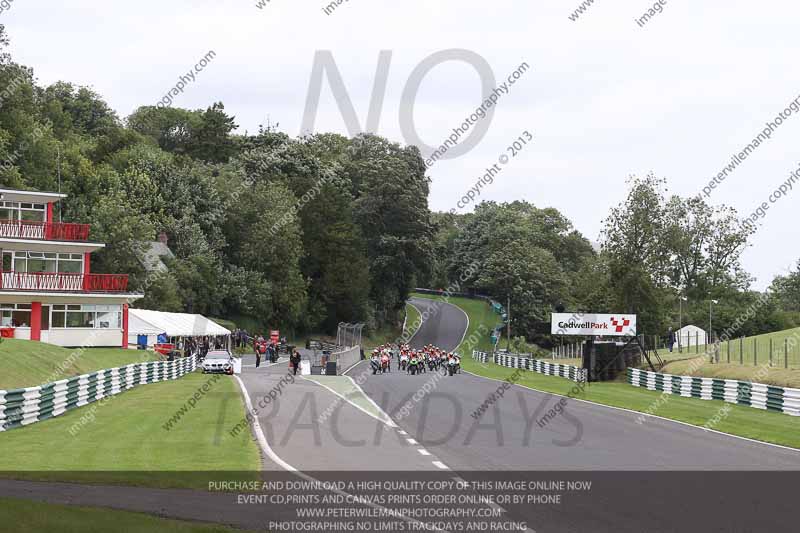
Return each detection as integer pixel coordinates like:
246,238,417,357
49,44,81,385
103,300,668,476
0,272,129,292
0,220,91,241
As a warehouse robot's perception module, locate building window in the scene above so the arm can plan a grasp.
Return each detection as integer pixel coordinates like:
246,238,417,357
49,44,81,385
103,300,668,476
0,201,46,222
0,303,32,327
50,304,122,329
4,251,83,273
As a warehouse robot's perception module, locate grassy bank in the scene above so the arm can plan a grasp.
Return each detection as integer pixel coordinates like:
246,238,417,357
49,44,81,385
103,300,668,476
404,302,422,340
412,293,800,449
0,339,158,390
662,356,800,388
0,498,252,533
0,372,260,488
676,327,800,369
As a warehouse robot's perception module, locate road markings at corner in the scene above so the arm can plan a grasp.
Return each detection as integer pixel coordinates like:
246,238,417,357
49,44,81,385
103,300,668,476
232,375,445,532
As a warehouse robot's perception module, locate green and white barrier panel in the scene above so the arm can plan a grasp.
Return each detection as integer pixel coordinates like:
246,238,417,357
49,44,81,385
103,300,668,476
472,351,490,363
627,368,800,417
478,351,587,383
0,357,197,431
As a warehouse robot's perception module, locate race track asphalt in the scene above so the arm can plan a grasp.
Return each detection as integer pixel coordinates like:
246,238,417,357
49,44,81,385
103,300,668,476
237,354,440,472
406,296,468,351
352,295,800,531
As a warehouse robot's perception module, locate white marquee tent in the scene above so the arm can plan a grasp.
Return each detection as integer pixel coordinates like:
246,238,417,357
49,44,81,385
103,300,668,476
128,309,231,347
677,324,707,348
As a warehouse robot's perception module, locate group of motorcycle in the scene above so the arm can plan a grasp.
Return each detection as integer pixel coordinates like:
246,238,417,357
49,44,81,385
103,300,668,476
369,344,461,376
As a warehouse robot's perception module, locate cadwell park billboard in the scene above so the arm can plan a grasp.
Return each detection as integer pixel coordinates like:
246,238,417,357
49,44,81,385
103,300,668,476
551,313,637,337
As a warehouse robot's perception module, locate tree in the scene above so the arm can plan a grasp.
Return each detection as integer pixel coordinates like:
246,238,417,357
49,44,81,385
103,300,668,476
346,135,434,324
187,102,238,163
771,259,800,316
663,196,753,298
476,241,567,336
40,82,119,137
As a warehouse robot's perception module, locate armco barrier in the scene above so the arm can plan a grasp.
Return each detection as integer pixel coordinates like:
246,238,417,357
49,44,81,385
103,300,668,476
474,351,587,383
472,351,490,363
628,368,800,417
0,357,197,431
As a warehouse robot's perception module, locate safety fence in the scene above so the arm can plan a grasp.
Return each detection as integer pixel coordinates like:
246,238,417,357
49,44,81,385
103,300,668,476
551,342,585,360
473,351,587,383
330,346,361,374
0,357,197,431
628,368,800,417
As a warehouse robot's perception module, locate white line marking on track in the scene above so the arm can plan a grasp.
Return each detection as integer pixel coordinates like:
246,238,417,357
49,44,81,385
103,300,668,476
233,375,444,532
450,302,470,351
343,373,399,427
410,297,469,352
242,358,288,369
301,376,395,428
418,449,431,456
331,360,458,474
406,301,424,344
233,375,296,472
461,369,800,453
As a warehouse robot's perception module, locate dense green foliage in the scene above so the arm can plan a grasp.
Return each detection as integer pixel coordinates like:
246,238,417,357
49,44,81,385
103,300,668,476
0,27,431,335
423,175,800,346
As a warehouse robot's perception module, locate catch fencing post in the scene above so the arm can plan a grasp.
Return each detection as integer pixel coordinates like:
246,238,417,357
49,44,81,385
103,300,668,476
727,340,730,363
754,338,758,366
740,337,743,365
769,338,773,367
785,338,789,369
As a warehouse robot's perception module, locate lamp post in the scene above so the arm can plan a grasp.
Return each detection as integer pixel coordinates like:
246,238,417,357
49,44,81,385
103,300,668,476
709,299,719,344
506,295,511,352
679,296,687,352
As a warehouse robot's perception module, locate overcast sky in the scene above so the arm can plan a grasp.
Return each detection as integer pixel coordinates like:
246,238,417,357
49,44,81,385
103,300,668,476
3,0,799,290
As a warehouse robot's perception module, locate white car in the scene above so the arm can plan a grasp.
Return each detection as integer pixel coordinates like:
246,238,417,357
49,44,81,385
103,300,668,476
202,350,234,375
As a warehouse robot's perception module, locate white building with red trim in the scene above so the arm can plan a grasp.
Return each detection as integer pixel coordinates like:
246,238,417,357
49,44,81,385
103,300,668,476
0,188,142,347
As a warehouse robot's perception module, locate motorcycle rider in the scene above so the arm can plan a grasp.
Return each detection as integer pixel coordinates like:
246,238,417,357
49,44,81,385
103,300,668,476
408,352,419,375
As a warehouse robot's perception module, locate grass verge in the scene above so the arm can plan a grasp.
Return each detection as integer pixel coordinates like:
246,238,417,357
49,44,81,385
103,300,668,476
0,339,158,390
674,327,800,369
662,356,800,388
0,498,252,533
0,371,260,488
404,302,422,341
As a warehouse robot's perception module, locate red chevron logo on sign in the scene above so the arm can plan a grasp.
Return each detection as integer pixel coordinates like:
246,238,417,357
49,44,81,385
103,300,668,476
610,317,631,333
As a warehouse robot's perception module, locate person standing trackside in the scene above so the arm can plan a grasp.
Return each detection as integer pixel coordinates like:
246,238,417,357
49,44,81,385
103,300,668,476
290,349,302,376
